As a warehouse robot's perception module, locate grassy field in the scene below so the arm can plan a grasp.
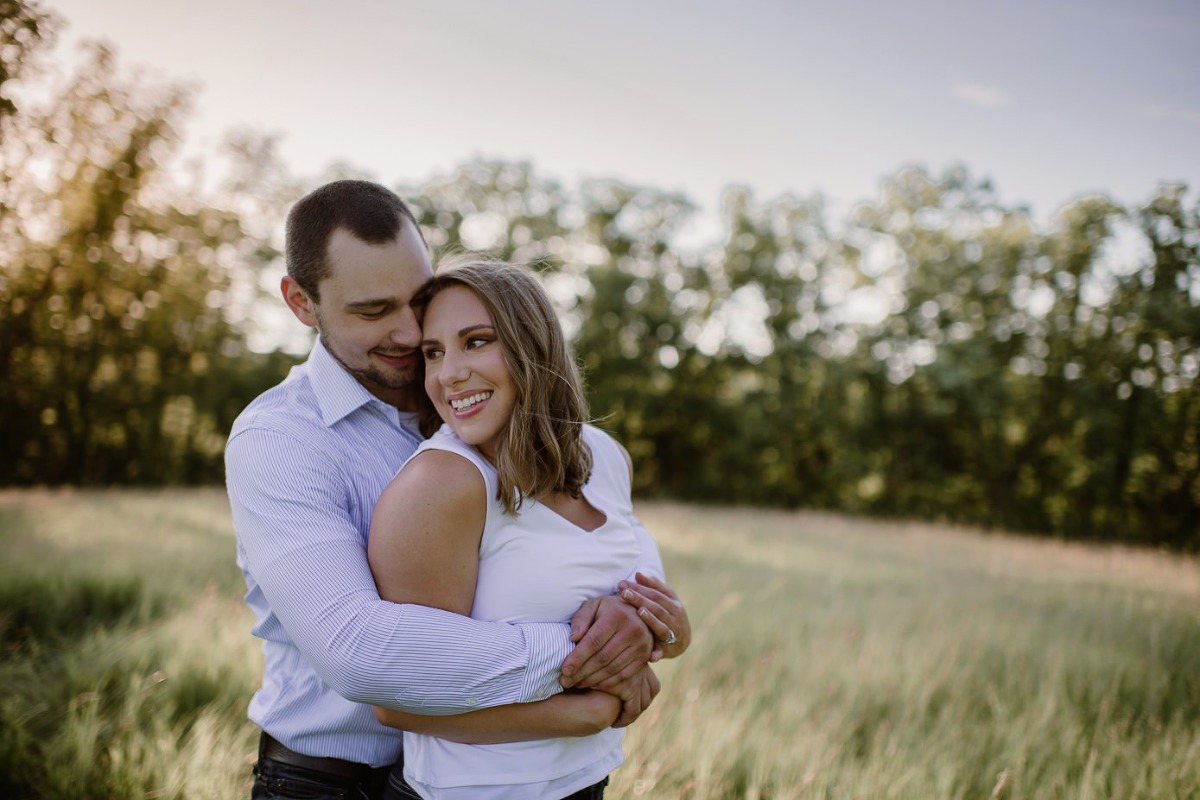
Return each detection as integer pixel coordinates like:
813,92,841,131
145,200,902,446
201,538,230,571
1,489,1197,799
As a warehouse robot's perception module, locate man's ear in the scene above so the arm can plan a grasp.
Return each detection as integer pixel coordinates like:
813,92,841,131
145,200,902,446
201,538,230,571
281,276,318,328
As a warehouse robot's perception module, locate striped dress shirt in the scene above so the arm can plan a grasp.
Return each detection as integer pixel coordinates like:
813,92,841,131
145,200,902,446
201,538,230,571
227,338,649,767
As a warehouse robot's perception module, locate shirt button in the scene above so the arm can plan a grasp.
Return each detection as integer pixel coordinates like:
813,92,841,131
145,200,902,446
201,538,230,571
467,697,478,706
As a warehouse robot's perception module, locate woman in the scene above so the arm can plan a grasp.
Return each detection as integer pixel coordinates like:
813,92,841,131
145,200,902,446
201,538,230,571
367,257,689,800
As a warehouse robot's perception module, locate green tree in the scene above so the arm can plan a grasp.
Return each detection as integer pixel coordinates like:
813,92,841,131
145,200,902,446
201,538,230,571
0,38,285,484
400,159,572,266
697,186,846,507
1078,185,1200,546
844,166,1027,521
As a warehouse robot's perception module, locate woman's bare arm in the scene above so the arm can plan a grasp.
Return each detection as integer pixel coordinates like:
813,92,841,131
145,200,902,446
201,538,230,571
372,691,619,744
368,449,483,615
367,450,619,742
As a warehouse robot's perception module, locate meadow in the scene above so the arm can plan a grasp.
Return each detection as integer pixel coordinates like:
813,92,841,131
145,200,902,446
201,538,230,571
0,488,1197,799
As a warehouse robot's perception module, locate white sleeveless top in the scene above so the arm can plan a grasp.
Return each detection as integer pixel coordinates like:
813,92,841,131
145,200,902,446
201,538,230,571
401,424,641,800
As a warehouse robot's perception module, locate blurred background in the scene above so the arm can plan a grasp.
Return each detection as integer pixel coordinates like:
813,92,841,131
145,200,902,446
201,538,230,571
2,0,1198,548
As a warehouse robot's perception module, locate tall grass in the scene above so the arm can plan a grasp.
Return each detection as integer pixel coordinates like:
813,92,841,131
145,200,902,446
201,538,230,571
1,490,1197,799
617,506,1200,799
0,489,258,799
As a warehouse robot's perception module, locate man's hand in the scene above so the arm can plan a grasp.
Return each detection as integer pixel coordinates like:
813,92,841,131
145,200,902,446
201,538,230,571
560,595,654,690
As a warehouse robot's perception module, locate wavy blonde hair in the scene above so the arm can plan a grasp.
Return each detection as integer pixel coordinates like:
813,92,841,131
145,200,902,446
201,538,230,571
414,256,592,515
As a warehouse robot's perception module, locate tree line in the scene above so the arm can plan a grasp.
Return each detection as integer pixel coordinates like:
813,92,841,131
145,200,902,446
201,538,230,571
2,3,1197,549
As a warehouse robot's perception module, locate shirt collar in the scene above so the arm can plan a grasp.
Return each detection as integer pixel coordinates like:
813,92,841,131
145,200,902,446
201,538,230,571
306,338,383,427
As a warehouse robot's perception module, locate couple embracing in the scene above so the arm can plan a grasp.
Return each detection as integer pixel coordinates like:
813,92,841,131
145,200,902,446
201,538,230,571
226,180,691,800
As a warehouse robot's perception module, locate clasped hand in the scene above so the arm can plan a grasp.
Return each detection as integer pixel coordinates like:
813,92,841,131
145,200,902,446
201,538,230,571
558,573,690,727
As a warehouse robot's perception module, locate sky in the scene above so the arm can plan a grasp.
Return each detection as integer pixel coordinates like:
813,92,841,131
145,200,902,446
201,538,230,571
41,0,1200,240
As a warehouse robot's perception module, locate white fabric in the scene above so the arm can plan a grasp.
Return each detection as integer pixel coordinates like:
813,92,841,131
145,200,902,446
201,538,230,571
402,424,643,800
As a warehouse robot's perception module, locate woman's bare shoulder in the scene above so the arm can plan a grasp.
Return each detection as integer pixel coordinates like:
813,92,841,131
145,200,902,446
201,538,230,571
373,449,486,534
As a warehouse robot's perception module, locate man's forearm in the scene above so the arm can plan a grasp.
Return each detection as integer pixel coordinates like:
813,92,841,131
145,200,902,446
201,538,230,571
264,571,572,714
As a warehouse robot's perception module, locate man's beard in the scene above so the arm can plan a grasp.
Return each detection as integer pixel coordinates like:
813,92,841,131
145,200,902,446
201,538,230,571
319,331,420,391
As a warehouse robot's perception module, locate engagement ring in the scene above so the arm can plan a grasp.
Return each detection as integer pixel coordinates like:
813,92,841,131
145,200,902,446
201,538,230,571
661,629,677,646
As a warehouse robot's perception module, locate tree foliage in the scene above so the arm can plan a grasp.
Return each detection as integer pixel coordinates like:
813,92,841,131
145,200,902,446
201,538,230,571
0,12,293,484
1,13,1196,548
0,0,52,120
401,160,1197,549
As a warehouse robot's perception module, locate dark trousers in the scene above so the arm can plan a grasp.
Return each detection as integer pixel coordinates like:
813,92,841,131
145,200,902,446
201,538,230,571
251,732,392,800
382,762,608,800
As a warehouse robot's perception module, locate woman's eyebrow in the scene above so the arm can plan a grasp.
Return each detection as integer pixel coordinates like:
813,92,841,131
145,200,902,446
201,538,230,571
422,324,494,347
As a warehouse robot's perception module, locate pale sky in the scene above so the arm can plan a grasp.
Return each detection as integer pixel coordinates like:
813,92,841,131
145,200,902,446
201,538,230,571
41,0,1200,234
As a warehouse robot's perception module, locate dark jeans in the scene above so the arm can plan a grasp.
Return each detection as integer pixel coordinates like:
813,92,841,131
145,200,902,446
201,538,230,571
251,735,392,800
383,764,608,800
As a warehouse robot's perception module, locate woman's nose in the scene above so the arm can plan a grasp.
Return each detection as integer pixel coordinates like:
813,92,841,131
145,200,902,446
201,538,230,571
439,349,469,385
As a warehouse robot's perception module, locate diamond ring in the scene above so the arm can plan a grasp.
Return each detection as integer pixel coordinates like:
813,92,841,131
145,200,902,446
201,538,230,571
661,629,677,646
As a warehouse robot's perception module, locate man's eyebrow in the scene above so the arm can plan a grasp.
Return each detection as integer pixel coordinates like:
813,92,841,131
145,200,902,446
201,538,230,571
344,298,395,311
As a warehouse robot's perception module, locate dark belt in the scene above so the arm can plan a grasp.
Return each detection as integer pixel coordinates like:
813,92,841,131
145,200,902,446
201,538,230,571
258,731,391,783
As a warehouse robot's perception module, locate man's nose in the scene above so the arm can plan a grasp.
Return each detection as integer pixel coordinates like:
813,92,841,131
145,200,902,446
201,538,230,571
390,307,420,345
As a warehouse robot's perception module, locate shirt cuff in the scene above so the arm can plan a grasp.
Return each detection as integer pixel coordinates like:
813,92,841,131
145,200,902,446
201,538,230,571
517,622,573,702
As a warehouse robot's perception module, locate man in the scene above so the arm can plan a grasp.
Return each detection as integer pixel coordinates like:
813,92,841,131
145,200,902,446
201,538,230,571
226,180,670,799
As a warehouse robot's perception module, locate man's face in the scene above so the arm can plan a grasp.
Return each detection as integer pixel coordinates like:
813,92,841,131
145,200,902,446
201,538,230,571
303,224,433,408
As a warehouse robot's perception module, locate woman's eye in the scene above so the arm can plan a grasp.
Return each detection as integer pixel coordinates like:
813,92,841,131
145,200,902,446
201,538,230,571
422,348,443,360
466,336,490,349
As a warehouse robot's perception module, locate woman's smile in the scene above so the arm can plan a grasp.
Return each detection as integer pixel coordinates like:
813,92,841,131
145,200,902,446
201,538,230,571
449,390,494,415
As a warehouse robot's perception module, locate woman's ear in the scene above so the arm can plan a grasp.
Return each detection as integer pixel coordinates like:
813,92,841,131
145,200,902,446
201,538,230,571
281,276,318,327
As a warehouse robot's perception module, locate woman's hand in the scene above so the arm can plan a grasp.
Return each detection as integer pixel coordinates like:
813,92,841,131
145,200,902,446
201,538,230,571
618,572,691,660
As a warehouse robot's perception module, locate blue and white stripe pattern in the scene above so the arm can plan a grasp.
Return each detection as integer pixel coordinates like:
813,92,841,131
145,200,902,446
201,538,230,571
226,339,573,767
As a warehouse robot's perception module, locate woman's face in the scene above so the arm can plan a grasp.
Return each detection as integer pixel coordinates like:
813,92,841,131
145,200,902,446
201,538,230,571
420,284,517,460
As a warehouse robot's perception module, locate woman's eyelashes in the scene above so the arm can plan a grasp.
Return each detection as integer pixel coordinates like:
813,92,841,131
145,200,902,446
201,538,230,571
424,334,494,361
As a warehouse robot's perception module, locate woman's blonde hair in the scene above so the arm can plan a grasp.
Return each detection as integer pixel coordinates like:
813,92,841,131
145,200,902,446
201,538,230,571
414,255,592,515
